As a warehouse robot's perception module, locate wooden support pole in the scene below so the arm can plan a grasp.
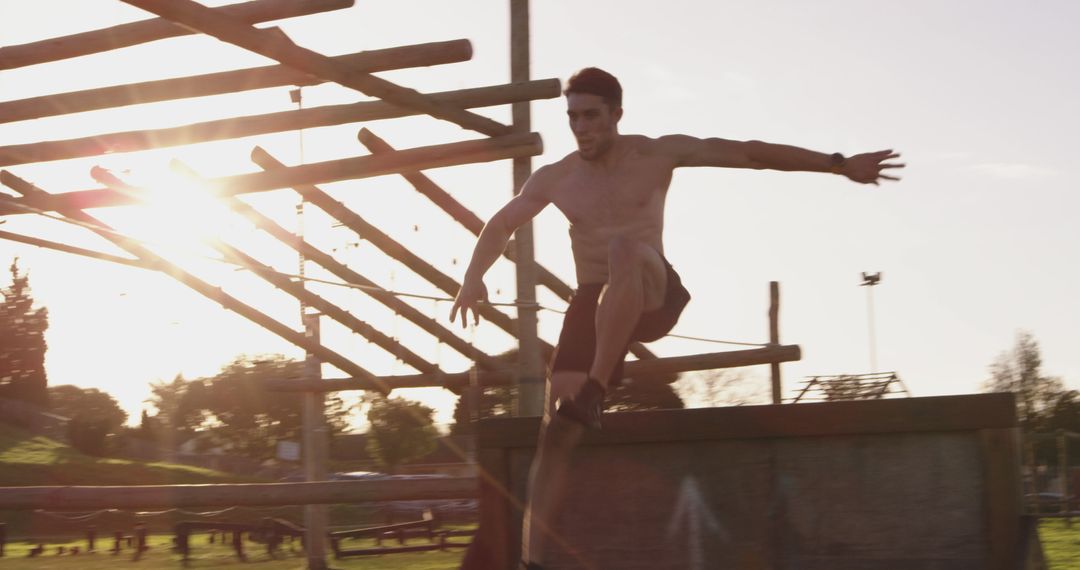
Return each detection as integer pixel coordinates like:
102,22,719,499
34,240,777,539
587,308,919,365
0,0,354,70
509,0,544,416
266,344,803,393
120,0,513,137
0,171,376,382
769,281,782,404
0,40,474,124
166,153,503,371
0,478,477,511
247,147,552,355
0,133,543,215
0,80,558,167
356,128,658,362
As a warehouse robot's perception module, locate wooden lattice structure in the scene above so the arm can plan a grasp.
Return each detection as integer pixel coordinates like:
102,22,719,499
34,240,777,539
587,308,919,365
792,371,911,402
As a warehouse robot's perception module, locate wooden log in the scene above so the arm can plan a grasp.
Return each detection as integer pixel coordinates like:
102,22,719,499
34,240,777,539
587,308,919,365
769,281,781,404
0,478,477,511
121,0,512,136
91,165,437,381
0,80,558,167
356,128,658,362
0,0,354,70
0,133,543,215
168,157,503,371
0,229,147,270
248,148,552,356
266,344,804,393
0,40,473,124
0,171,376,383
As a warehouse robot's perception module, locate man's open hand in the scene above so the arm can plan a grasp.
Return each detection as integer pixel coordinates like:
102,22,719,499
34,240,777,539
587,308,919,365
843,149,905,185
450,279,488,328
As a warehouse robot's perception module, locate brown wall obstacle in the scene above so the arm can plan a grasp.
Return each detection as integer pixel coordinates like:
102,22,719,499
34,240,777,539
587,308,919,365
468,393,1035,570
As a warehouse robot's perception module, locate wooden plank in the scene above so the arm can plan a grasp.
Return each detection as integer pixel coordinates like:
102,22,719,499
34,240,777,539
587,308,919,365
265,344,803,393
1,171,376,383
248,147,552,356
0,132,543,215
0,478,477,511
121,0,513,136
0,0,354,70
0,80,558,168
980,428,1024,570
476,393,1019,449
0,40,474,124
356,128,658,362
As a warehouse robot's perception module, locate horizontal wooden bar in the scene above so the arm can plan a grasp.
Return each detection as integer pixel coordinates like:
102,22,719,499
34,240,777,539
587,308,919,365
122,0,512,136
265,344,803,393
0,0,354,70
0,132,543,215
0,79,559,168
0,229,146,269
476,393,1019,449
0,478,477,511
0,40,474,124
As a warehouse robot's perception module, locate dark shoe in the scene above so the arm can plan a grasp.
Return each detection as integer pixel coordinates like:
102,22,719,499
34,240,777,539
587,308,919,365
557,377,606,429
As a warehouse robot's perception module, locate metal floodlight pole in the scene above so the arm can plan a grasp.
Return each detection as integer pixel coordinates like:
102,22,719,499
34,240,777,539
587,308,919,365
860,272,882,373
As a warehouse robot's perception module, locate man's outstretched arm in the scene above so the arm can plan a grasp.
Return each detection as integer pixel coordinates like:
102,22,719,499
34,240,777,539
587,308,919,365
450,166,553,327
656,135,905,185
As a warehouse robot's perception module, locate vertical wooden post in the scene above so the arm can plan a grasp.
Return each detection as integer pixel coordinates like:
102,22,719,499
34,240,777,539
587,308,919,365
302,313,328,569
1059,429,1071,527
769,281,782,404
511,0,544,417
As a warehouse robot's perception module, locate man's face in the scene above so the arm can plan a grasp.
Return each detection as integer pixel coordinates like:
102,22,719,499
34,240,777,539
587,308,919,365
566,92,622,161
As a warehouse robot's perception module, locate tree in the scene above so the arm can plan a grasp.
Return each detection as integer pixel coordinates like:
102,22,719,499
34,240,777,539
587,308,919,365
674,369,768,408
0,259,49,406
182,355,353,460
47,385,127,456
984,330,1064,431
366,397,438,473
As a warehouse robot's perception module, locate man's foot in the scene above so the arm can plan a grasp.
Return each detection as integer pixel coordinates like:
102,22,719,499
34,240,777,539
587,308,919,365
556,377,606,429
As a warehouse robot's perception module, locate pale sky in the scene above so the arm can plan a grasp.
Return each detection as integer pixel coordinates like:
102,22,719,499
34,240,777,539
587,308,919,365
1,0,1077,429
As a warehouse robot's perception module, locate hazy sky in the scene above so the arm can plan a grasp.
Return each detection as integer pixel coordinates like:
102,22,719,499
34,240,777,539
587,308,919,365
1,0,1077,428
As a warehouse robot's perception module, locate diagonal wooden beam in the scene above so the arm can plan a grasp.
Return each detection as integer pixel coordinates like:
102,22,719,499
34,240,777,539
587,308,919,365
0,80,558,168
159,162,505,371
120,0,513,137
92,167,438,379
356,128,659,362
0,229,147,269
249,146,555,357
0,170,376,383
0,133,543,215
0,40,475,124
0,0,354,71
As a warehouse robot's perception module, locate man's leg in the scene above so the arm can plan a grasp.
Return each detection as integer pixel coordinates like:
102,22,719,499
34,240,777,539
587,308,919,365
559,238,667,426
521,371,587,567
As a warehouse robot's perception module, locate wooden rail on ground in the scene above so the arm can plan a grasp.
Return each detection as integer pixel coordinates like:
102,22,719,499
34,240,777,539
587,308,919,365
0,478,477,511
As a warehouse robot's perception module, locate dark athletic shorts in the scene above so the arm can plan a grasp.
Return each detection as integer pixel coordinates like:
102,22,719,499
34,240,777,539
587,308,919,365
550,258,690,388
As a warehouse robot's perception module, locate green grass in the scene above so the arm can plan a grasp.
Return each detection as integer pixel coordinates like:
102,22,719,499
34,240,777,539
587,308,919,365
0,533,465,568
1043,518,1080,569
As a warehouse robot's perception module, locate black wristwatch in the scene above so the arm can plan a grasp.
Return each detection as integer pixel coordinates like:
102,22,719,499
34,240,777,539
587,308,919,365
829,152,846,174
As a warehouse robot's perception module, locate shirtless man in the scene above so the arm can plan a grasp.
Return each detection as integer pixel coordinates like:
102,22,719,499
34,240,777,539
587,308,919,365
450,67,903,569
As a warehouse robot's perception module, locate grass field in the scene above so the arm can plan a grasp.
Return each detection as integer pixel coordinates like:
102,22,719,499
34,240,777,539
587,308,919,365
0,532,466,569
1042,518,1080,569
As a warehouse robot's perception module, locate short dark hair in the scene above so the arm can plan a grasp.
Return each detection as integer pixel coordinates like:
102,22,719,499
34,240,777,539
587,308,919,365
564,67,622,109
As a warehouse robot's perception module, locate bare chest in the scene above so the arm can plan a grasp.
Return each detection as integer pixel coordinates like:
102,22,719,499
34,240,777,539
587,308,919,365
551,159,673,229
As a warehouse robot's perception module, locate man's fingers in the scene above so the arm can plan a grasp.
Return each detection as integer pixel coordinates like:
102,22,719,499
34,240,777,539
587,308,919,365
879,174,901,181
881,163,906,169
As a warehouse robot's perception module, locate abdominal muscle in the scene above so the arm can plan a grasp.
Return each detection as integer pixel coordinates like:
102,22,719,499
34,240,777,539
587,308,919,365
570,219,664,284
